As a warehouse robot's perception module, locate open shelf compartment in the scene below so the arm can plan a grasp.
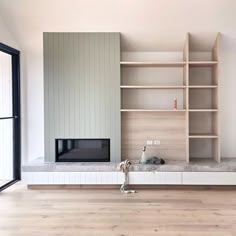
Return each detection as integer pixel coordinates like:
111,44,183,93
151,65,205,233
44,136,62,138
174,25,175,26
189,88,218,110
189,33,220,62
189,111,218,136
121,88,185,110
189,138,219,162
121,66,185,87
189,66,218,86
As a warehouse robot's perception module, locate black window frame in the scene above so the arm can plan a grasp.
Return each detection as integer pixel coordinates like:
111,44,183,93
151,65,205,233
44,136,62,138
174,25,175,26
0,42,21,191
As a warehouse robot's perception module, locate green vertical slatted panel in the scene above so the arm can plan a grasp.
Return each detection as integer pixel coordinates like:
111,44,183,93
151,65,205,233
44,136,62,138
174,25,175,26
44,33,120,162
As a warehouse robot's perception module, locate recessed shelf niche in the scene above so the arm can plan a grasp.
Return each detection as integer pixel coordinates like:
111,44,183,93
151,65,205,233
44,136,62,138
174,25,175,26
189,111,218,136
189,88,218,110
189,138,219,162
189,66,217,86
122,88,185,110
121,67,184,86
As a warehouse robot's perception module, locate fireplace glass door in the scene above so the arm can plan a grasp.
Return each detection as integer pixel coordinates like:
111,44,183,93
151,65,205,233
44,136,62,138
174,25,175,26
56,139,110,162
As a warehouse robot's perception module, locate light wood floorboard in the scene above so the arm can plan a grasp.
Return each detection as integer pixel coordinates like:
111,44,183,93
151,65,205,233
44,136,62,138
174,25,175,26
0,182,236,235
0,180,10,186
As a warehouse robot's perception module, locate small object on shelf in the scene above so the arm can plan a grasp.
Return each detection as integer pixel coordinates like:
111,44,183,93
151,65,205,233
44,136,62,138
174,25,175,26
174,98,177,110
146,156,165,165
141,146,147,164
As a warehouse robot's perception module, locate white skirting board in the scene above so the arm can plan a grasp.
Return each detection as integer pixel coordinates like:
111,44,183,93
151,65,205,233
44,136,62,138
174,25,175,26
22,172,124,185
22,171,236,185
182,172,236,185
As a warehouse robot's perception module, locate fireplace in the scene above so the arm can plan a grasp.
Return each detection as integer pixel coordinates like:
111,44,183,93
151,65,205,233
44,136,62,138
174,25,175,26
55,139,110,162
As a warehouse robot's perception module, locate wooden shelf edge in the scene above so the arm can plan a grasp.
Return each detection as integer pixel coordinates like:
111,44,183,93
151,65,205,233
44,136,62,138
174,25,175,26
189,85,218,88
120,86,187,89
121,86,217,89
120,62,186,67
189,158,219,163
189,109,218,112
189,135,219,139
189,61,218,67
121,109,186,112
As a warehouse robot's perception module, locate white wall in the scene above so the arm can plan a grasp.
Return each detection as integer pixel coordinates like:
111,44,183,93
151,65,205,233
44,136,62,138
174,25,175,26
0,16,19,50
0,0,235,161
219,36,236,157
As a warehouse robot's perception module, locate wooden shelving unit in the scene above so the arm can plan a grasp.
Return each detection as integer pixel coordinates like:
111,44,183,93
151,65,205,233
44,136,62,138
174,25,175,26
120,33,220,163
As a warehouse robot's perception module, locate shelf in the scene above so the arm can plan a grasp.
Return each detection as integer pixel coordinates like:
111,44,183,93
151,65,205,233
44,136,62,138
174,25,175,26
189,109,218,112
189,85,218,89
189,134,218,139
189,61,218,67
120,86,186,89
120,62,186,67
121,109,186,112
189,138,219,161
189,87,217,110
189,158,218,163
121,85,217,89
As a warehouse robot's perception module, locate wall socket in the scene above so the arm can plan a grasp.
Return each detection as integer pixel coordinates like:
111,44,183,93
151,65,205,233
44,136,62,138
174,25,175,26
154,140,161,145
146,140,160,145
146,140,153,145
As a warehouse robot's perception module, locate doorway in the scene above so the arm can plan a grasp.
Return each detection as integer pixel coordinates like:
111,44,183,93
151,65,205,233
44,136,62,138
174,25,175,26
0,43,20,191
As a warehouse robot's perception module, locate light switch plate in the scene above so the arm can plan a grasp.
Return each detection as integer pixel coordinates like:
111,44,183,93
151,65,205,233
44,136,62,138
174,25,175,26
154,140,161,145
147,140,153,145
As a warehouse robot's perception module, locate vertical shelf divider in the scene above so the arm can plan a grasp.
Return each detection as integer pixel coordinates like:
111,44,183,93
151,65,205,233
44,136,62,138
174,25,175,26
213,33,220,163
184,33,190,163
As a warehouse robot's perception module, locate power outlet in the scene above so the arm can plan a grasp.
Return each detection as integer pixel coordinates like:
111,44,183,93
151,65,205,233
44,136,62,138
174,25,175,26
154,140,161,145
146,140,153,145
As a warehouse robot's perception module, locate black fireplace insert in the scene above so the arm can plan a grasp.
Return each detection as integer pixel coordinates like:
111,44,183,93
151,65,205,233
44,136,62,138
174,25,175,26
55,139,110,162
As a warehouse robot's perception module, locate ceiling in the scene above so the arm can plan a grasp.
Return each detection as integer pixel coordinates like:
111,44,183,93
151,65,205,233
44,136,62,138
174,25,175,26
0,0,235,51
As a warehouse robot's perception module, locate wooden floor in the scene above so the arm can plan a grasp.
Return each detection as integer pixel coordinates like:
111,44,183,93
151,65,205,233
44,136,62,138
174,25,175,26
0,183,236,235
0,179,10,186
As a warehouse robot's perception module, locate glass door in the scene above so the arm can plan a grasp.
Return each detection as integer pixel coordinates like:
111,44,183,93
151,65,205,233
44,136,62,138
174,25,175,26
0,43,20,191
